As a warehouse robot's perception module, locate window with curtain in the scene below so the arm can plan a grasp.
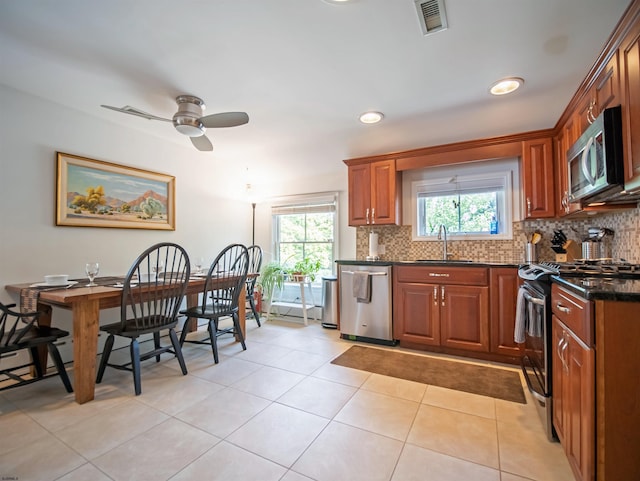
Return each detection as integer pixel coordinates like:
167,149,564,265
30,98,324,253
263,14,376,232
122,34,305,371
271,192,338,280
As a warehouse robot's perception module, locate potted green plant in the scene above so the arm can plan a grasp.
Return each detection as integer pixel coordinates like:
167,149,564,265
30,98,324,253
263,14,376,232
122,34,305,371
289,258,322,282
258,261,289,302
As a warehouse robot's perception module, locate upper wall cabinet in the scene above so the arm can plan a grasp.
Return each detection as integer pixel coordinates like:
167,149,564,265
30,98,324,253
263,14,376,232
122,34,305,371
621,20,640,193
554,118,583,217
347,159,401,226
522,138,556,218
576,52,621,135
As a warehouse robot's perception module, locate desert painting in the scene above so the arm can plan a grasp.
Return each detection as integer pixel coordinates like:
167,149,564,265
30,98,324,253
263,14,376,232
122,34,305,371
56,152,175,230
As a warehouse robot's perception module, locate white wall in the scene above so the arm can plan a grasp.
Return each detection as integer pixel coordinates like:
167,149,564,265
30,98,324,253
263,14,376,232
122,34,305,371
0,85,355,355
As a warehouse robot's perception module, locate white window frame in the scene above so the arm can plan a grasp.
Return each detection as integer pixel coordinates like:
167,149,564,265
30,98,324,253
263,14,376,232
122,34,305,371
270,191,339,278
407,159,519,241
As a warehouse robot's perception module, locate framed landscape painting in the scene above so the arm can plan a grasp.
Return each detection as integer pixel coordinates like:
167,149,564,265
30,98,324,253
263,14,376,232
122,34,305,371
56,152,176,230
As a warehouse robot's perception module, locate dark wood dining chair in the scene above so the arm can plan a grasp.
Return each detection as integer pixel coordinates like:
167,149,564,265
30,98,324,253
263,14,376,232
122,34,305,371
179,243,249,363
0,302,73,393
246,245,263,326
96,242,190,395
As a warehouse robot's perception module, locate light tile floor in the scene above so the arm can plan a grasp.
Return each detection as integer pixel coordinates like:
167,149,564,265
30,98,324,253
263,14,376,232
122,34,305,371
0,317,575,481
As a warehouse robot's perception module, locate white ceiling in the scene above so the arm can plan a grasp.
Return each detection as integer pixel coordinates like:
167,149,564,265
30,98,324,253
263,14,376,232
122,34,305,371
0,0,631,182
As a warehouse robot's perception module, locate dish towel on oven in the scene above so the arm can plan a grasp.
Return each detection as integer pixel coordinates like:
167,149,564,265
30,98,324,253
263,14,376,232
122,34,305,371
514,287,527,343
527,302,541,337
352,272,371,303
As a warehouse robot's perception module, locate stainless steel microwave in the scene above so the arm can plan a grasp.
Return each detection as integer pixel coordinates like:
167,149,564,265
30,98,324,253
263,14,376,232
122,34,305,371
567,105,625,204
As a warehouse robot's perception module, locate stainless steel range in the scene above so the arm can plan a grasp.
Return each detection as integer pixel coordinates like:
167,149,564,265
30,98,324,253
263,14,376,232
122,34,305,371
517,260,640,441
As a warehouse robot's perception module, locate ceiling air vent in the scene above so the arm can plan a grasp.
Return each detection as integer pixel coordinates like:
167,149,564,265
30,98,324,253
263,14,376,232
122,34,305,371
414,0,448,36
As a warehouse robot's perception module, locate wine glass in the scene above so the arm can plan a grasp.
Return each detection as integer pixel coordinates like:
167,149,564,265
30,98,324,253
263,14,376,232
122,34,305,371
152,260,164,281
194,257,205,275
85,262,100,287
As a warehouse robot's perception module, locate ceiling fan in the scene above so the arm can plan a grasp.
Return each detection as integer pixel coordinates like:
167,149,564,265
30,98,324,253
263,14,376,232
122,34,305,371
100,95,249,152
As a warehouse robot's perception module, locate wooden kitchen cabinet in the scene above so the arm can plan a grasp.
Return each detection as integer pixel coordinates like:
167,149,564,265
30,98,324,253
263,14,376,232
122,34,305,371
621,20,640,193
554,118,583,217
489,267,520,357
393,266,489,353
576,52,620,135
347,159,401,226
521,137,555,218
440,284,489,352
551,285,595,481
393,281,440,346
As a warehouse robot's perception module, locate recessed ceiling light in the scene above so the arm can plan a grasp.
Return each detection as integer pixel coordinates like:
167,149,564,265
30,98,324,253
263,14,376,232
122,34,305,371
489,77,524,96
323,0,352,4
359,111,384,124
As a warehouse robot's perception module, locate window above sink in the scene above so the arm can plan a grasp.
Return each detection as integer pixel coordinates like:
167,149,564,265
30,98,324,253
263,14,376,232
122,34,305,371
405,158,520,241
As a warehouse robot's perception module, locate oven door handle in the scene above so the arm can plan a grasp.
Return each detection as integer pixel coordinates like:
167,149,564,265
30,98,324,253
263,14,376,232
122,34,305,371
521,288,545,306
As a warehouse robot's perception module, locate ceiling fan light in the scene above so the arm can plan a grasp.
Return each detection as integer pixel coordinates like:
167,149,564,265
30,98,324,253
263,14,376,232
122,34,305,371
175,124,205,137
173,116,206,137
359,111,384,124
489,77,524,96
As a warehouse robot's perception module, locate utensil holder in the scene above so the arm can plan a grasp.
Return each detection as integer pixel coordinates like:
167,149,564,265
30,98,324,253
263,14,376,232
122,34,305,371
525,243,538,263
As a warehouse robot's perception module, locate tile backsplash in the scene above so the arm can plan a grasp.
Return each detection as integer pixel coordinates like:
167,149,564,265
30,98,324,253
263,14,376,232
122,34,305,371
355,205,640,264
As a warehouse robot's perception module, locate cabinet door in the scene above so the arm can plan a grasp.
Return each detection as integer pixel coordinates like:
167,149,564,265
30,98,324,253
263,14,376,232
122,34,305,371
522,138,555,218
552,317,568,445
348,163,371,226
621,23,640,192
489,268,520,356
566,331,595,481
440,285,489,352
555,119,582,217
552,317,595,481
370,159,399,225
393,282,440,345
595,52,620,114
576,54,620,148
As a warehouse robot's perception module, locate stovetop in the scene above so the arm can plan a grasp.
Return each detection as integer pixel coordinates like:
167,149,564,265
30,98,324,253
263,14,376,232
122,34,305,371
519,260,640,301
519,261,640,281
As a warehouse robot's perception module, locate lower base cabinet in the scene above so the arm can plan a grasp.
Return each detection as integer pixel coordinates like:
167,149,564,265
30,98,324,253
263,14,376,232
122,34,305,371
489,267,521,357
393,266,489,353
552,316,595,481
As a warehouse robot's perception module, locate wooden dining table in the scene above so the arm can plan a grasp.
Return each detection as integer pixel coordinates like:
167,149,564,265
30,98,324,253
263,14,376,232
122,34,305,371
5,276,251,404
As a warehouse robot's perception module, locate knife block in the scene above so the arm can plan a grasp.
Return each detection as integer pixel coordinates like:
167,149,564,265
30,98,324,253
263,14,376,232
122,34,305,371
556,240,581,262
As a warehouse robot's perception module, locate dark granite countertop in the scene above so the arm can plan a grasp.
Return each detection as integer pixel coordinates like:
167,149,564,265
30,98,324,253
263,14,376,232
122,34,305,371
336,259,520,268
552,275,640,302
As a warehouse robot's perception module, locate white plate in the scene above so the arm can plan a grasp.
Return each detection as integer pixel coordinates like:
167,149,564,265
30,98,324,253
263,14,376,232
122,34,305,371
113,283,138,288
30,281,78,288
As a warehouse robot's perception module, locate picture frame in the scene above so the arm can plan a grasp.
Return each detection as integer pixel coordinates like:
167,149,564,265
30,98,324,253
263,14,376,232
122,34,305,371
56,152,176,230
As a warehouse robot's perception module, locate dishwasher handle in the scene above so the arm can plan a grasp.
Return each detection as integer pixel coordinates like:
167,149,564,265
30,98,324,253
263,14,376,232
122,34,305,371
341,270,388,276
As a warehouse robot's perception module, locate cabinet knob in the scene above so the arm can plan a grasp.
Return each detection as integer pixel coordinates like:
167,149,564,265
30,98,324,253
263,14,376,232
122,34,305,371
371,208,375,224
366,208,370,225
433,286,438,306
441,286,445,307
555,302,570,313
526,197,532,217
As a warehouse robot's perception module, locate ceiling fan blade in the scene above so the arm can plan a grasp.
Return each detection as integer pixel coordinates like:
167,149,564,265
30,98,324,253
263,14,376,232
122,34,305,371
191,134,213,151
200,112,249,128
100,104,171,122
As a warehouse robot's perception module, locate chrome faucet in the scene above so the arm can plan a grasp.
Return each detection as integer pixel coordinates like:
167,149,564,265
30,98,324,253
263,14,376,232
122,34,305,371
437,224,448,261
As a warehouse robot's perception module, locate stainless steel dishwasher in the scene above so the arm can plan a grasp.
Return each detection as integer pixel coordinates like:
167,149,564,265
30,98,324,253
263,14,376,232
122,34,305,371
339,264,395,345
